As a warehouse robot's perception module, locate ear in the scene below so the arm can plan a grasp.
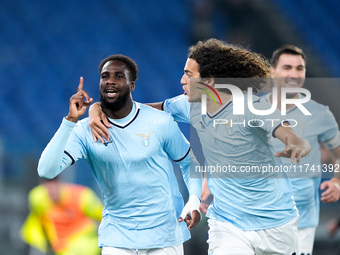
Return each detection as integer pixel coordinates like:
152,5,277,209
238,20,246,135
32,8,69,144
130,81,135,91
270,67,276,78
203,77,215,87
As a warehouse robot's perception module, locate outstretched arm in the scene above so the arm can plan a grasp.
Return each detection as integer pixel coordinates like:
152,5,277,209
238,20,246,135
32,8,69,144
274,125,311,164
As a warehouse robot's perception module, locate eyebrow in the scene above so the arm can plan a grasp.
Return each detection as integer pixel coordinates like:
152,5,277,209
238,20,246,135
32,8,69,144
282,64,305,68
101,70,125,75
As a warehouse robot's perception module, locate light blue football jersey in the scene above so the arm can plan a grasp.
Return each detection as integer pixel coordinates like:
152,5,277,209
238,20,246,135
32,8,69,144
267,93,340,228
164,94,298,231
38,102,202,249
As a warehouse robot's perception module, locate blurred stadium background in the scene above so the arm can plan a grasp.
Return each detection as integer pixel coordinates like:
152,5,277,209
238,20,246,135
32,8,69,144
1,0,340,254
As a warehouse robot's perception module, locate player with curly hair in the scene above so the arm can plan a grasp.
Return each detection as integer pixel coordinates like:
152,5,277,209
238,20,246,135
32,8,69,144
89,39,311,254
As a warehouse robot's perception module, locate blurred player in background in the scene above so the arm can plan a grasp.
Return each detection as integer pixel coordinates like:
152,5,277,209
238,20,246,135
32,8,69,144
269,45,340,255
37,54,202,255
20,176,103,255
195,44,340,255
89,39,312,255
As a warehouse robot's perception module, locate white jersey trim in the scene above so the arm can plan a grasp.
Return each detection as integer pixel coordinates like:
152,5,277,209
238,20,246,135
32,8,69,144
107,102,140,128
323,131,340,151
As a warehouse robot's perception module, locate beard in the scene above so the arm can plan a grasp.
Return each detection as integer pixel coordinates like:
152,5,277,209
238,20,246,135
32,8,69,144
100,90,130,112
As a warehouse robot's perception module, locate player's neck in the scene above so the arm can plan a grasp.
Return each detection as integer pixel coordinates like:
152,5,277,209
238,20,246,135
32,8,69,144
206,92,231,113
103,97,134,119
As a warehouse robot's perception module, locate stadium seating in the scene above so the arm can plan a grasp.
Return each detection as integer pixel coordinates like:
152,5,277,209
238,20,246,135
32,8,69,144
1,0,339,177
0,0,190,158
272,0,340,76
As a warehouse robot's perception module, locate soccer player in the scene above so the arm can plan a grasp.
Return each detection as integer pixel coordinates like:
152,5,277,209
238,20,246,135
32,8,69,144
268,45,340,255
37,54,202,255
21,176,103,255
89,39,312,255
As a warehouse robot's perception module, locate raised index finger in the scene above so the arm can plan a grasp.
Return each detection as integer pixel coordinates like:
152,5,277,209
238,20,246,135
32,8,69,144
77,77,84,93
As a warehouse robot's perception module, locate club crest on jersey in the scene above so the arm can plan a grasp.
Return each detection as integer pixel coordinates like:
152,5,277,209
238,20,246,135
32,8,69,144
135,132,154,147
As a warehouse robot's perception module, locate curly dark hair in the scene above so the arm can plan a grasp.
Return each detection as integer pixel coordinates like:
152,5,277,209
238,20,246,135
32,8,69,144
98,54,138,82
188,39,271,92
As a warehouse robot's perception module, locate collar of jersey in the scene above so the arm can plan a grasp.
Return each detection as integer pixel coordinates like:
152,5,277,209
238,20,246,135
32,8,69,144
107,102,140,128
207,96,233,119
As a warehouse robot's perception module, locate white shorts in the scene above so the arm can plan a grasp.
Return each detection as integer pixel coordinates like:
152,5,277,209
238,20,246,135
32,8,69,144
297,227,315,255
101,244,183,255
207,216,299,255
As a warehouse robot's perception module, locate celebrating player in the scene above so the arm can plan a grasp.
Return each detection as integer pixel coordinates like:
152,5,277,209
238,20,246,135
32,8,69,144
89,39,311,254
269,45,340,255
37,54,202,255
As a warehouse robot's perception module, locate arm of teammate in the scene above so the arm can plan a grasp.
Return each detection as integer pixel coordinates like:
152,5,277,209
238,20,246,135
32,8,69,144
88,102,163,143
88,102,111,143
162,95,190,124
38,77,93,179
146,102,163,110
89,95,188,142
274,125,311,164
320,146,340,203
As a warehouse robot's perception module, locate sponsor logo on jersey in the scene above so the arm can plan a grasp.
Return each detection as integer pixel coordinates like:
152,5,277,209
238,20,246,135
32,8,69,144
103,140,113,146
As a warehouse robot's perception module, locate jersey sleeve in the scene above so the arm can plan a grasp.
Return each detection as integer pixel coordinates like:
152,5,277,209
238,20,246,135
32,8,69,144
318,106,340,150
162,115,202,199
37,118,86,179
163,95,190,124
247,97,288,138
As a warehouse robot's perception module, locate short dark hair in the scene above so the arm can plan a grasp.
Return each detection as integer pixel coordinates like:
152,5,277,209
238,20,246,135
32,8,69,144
98,54,138,82
271,45,306,68
188,38,271,92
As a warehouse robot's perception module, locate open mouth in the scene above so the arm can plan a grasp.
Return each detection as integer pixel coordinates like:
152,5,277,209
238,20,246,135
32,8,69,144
182,85,188,95
287,81,298,86
105,89,119,97
285,78,302,87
